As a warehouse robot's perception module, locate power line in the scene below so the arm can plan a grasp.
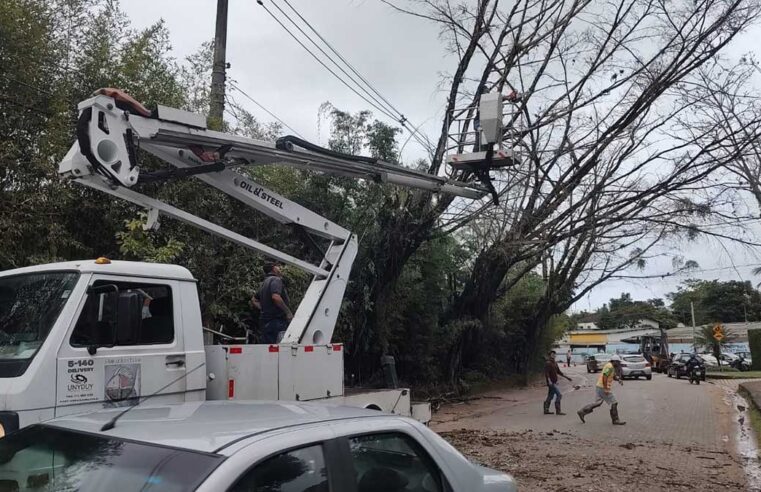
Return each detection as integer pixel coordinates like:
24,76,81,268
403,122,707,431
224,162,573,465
0,74,54,97
608,262,761,280
0,95,53,116
268,0,400,126
228,82,305,138
257,0,435,154
256,0,399,122
280,0,400,117
277,0,436,152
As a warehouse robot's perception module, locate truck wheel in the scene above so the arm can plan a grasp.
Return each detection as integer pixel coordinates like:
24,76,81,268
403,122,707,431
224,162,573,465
646,375,652,380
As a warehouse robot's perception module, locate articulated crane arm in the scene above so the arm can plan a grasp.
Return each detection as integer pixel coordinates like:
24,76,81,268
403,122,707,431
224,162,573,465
59,90,486,345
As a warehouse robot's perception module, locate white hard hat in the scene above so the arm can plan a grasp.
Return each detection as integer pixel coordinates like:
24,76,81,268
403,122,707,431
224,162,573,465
611,354,621,362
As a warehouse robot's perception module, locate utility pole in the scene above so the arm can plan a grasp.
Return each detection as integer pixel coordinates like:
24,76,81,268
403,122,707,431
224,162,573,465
209,0,229,130
691,301,697,351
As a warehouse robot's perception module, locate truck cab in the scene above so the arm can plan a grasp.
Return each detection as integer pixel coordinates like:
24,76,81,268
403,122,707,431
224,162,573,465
0,259,206,433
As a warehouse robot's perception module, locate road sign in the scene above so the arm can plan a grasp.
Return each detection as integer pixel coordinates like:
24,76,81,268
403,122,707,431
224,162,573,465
713,324,723,335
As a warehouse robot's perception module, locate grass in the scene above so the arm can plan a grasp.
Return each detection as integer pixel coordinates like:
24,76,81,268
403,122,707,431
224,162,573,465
706,371,761,379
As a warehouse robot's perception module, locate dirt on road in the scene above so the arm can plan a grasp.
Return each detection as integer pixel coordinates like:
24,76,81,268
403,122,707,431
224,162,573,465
432,367,754,491
441,427,746,491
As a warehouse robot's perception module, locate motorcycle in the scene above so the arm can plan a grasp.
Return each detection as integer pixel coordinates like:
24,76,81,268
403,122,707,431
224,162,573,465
730,357,751,372
689,365,701,385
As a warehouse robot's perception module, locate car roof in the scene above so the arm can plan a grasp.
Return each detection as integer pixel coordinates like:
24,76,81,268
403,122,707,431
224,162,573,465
0,260,195,282
43,401,388,453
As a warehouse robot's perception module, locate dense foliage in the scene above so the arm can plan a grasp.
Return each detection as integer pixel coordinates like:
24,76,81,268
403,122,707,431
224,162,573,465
590,294,679,330
667,280,761,326
573,281,761,332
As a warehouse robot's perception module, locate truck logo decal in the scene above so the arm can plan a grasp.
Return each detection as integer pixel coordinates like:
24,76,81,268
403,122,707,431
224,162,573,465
236,178,285,209
70,374,88,384
60,359,98,404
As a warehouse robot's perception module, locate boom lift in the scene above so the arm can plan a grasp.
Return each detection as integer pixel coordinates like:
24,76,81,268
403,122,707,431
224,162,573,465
60,89,487,347
0,88,495,426
0,88,523,433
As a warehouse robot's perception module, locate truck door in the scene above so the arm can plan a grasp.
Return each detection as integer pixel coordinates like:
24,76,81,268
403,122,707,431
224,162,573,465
55,277,187,417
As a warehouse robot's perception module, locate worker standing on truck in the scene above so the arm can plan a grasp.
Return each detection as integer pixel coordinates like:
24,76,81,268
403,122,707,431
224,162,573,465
251,262,293,344
577,354,626,425
544,350,572,415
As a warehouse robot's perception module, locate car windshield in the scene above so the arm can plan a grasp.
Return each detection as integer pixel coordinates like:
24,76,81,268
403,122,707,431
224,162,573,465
0,425,224,491
0,272,79,376
623,356,645,363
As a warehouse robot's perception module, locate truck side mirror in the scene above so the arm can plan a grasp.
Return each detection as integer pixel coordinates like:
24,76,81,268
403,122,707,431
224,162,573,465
83,284,120,355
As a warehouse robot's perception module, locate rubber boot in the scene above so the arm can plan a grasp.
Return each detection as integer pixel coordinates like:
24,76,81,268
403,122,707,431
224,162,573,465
555,401,566,416
610,403,626,425
543,400,553,415
577,401,601,423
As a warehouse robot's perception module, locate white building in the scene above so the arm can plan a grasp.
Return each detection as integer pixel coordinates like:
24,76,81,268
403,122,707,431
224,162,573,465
576,322,599,330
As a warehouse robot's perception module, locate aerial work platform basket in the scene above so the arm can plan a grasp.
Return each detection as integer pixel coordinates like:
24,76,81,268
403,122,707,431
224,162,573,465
445,91,523,203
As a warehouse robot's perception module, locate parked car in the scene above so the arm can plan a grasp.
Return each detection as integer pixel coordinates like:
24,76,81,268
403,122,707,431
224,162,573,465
698,353,719,367
620,354,652,380
0,401,517,492
586,353,613,373
667,353,706,381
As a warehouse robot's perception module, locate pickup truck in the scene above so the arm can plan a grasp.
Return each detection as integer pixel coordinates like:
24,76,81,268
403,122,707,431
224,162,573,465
0,258,427,435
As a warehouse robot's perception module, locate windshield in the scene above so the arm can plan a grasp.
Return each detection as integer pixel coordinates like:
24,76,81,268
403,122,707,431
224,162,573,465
623,356,645,363
0,272,79,376
0,425,224,491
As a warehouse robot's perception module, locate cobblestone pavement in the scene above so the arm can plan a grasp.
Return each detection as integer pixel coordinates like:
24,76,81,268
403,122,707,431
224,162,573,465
432,366,754,491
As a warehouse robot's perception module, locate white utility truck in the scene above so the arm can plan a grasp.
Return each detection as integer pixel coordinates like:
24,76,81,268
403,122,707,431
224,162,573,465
0,89,499,434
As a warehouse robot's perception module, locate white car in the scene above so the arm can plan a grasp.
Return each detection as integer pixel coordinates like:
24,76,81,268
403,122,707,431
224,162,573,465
0,401,517,492
698,354,719,367
619,354,652,380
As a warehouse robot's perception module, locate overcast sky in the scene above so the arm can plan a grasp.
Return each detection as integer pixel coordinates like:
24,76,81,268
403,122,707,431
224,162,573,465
120,0,761,310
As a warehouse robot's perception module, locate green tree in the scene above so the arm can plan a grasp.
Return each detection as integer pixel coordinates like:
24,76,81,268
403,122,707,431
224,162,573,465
668,280,761,325
594,293,677,330
694,324,736,361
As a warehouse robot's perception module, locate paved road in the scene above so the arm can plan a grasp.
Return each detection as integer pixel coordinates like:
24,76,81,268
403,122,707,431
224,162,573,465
432,365,755,490
434,365,736,448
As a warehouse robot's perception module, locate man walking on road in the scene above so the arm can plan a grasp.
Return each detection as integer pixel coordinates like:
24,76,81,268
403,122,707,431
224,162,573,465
251,261,293,344
544,350,573,415
577,354,626,425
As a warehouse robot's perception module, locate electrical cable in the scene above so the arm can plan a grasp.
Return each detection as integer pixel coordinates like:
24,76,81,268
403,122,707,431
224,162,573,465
0,73,54,96
228,82,305,138
268,0,400,127
279,0,401,119
257,0,435,154
277,0,436,153
257,0,400,123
